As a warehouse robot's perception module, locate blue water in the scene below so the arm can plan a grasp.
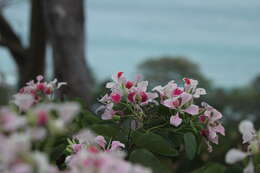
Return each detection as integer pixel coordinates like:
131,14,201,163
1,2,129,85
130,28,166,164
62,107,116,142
1,0,260,87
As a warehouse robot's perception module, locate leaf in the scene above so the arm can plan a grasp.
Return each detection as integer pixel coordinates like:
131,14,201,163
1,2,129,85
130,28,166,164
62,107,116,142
83,111,101,124
184,132,197,160
129,149,171,173
90,124,118,137
256,164,260,173
192,163,226,173
133,132,178,157
224,166,243,173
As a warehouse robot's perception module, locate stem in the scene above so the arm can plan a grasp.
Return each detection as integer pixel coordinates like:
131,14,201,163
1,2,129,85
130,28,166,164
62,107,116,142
127,120,132,148
146,122,168,132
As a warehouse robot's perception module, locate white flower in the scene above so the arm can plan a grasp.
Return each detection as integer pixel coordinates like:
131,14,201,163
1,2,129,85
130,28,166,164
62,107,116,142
56,102,80,123
243,159,255,173
225,149,248,164
32,152,58,173
74,129,96,145
239,120,256,144
193,88,207,98
0,108,26,132
13,94,34,111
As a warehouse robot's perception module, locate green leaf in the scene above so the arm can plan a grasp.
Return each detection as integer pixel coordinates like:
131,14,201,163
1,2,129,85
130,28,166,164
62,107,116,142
256,164,260,173
129,149,171,173
224,166,243,173
192,163,226,173
90,124,118,137
133,132,178,157
184,132,197,160
83,111,101,124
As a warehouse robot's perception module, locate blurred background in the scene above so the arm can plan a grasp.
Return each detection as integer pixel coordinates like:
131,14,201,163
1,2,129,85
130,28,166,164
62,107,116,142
0,0,260,172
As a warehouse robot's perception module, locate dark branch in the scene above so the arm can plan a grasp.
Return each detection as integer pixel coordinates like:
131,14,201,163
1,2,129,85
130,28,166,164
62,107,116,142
0,12,26,63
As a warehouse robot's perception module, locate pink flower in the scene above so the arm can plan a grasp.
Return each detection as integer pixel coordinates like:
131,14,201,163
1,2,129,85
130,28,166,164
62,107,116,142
183,78,191,85
36,83,46,92
36,75,44,81
184,104,199,115
101,103,116,120
95,136,107,149
106,72,126,89
183,78,206,98
172,88,183,96
72,144,82,153
153,81,178,98
163,93,198,115
127,81,158,105
201,102,225,150
170,113,182,127
110,141,125,151
0,108,26,132
183,78,198,92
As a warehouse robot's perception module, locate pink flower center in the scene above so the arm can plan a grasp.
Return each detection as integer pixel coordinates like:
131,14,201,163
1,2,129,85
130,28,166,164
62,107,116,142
128,92,136,102
172,99,180,107
172,88,183,96
87,146,99,154
140,92,148,102
37,111,48,126
44,87,52,95
37,83,46,92
117,72,123,79
200,129,209,137
110,93,121,104
125,81,133,89
184,78,191,85
199,115,207,123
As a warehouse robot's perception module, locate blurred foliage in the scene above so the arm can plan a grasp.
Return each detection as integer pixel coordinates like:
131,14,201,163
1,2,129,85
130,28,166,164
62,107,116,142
137,56,212,90
135,56,260,172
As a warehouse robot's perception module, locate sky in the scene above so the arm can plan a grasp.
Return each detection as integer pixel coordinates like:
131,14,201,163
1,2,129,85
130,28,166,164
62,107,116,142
0,0,260,88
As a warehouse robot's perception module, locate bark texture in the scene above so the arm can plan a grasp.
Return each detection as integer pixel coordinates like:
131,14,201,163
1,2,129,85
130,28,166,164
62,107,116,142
43,0,93,104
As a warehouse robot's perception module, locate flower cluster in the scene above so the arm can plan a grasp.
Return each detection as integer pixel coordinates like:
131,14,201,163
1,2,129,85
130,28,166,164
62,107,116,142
0,101,80,139
0,75,151,173
13,75,66,111
225,120,259,173
0,132,60,173
0,107,65,173
97,72,158,120
98,72,225,152
65,130,151,173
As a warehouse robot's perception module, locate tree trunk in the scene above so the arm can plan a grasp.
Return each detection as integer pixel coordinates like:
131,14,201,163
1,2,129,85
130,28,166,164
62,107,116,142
43,0,93,105
0,0,46,88
18,0,47,88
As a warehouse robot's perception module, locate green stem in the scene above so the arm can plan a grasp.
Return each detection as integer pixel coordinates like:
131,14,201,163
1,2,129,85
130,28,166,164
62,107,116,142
146,122,168,132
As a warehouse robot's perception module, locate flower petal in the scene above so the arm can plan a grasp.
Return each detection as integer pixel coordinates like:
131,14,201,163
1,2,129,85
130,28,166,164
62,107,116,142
184,104,199,115
170,113,182,127
225,149,248,164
